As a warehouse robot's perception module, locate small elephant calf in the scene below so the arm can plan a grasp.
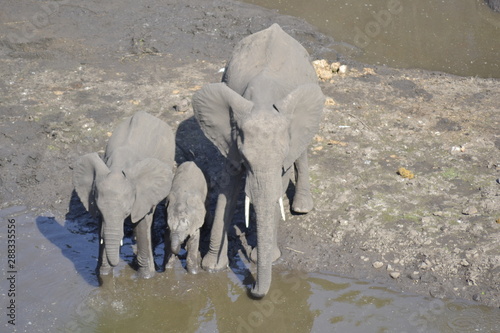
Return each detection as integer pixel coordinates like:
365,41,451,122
164,161,208,274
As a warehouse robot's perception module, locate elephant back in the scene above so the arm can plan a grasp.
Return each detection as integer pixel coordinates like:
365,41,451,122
105,111,175,166
222,24,317,95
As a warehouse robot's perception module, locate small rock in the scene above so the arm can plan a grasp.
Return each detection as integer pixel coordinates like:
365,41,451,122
174,99,190,112
462,206,478,215
330,62,341,72
372,261,384,269
387,264,394,271
429,287,447,299
390,271,401,279
409,271,420,280
325,97,336,106
312,59,334,81
338,64,347,74
460,259,470,267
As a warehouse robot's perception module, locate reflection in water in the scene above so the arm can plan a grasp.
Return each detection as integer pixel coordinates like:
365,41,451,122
244,0,500,78
68,264,500,333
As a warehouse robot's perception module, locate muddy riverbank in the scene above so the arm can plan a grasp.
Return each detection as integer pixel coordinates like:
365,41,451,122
1,0,499,326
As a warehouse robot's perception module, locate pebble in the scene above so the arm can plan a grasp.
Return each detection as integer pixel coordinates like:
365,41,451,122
372,261,384,269
460,259,470,267
462,206,478,215
174,98,190,112
390,271,401,279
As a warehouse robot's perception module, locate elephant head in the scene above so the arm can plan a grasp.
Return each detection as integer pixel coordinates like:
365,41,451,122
166,194,206,255
193,82,324,297
73,152,173,269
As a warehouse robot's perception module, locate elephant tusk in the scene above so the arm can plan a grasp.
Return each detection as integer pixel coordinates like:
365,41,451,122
100,239,104,245
245,195,250,228
120,239,123,247
279,197,286,221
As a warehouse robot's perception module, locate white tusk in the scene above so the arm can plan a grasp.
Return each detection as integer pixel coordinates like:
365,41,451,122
100,239,104,245
120,239,123,246
279,197,286,221
245,195,250,228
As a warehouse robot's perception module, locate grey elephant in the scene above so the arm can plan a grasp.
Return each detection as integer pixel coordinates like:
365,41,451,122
73,111,174,278
193,24,325,297
164,161,208,274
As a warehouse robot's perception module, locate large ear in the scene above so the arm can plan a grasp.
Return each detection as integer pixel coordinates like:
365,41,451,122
275,84,325,171
73,152,110,216
192,83,253,157
123,158,173,222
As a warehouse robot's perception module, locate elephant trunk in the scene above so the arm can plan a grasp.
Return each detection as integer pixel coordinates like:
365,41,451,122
103,224,123,267
170,233,182,255
247,172,281,298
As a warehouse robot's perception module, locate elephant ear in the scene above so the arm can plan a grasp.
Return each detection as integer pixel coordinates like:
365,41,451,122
123,158,173,223
275,84,325,171
73,152,110,217
192,83,253,159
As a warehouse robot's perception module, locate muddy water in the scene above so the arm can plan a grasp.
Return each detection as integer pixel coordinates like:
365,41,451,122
244,0,500,78
2,207,499,332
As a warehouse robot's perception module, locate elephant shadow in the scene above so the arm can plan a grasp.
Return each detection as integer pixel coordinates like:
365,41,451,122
37,189,167,286
36,191,100,287
174,116,255,282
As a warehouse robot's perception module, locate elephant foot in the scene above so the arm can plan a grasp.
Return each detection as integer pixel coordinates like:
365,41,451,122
201,251,228,272
187,262,200,275
137,266,156,279
292,190,314,213
250,246,281,264
99,265,113,276
164,255,176,269
187,255,200,274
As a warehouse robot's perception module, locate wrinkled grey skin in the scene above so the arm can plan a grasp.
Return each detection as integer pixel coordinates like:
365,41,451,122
164,161,208,274
73,111,174,278
193,24,324,298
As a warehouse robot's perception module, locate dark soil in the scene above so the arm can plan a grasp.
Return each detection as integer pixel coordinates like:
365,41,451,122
1,0,499,309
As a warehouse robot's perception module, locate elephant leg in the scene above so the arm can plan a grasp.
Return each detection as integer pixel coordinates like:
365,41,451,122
134,213,156,278
163,227,176,269
186,230,200,274
202,173,243,272
292,150,314,213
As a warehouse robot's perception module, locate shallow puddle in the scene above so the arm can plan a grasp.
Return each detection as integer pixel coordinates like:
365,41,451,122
244,0,500,78
1,207,498,332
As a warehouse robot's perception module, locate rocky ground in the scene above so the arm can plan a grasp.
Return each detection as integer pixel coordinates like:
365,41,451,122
1,0,499,308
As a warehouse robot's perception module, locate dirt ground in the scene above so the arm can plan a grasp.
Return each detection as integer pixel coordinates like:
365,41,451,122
1,0,499,309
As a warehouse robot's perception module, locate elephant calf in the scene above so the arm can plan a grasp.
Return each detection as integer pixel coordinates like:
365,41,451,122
73,111,175,278
164,161,208,274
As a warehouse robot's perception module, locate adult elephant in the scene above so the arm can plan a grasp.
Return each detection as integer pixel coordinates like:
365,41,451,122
193,24,324,298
